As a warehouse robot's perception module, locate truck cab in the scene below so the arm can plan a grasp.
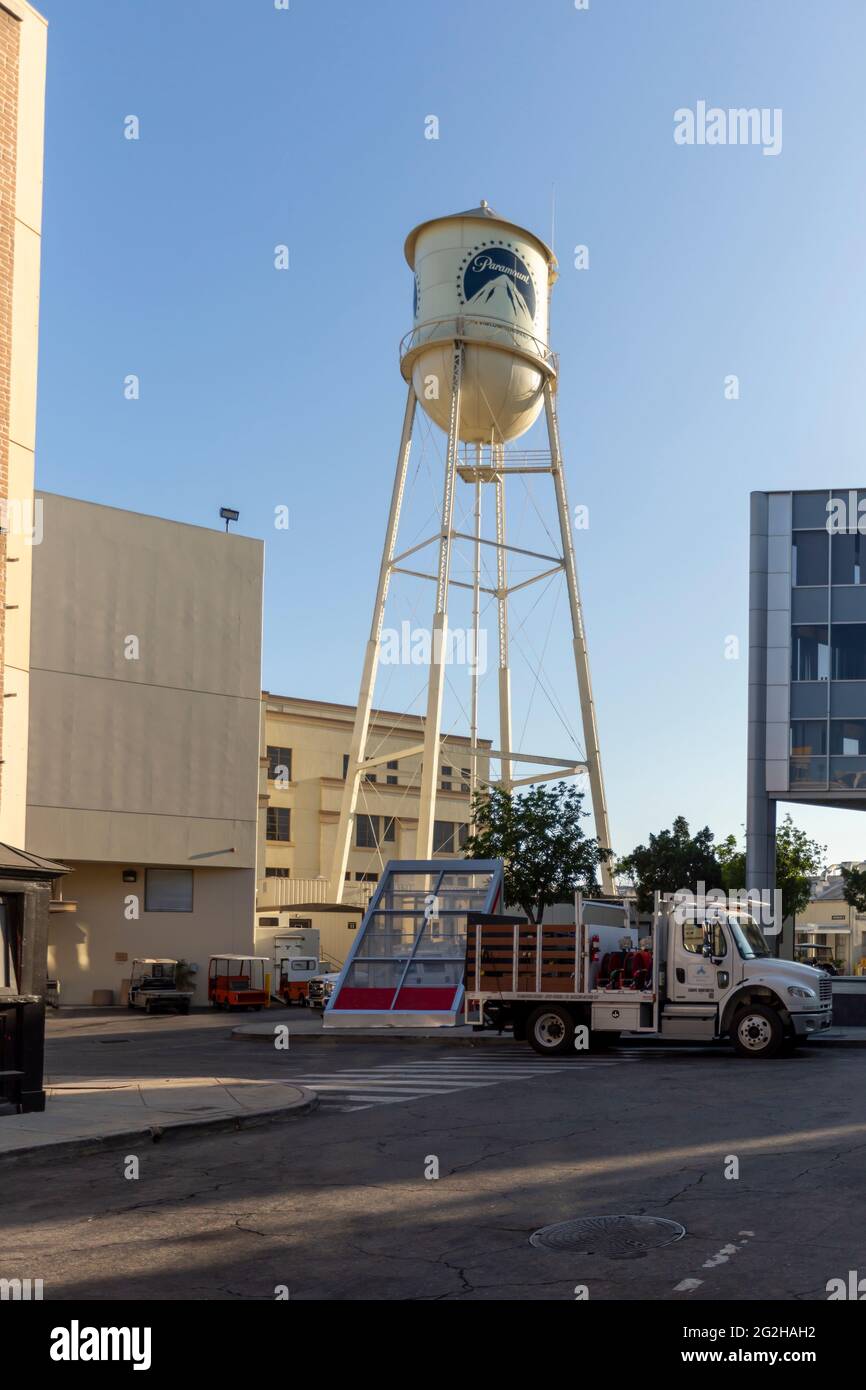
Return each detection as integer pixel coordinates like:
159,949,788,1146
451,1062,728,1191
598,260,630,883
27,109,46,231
656,901,832,1055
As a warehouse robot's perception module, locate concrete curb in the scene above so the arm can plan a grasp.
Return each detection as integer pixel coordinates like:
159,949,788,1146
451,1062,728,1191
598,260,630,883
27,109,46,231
0,1085,319,1166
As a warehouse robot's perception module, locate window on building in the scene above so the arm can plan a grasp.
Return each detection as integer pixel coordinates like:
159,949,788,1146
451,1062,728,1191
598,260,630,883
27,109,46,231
792,530,828,586
792,491,831,529
433,820,455,853
441,765,453,791
265,867,290,878
386,759,398,786
365,771,377,784
831,720,866,755
791,625,829,681
356,814,377,849
267,746,293,783
355,816,394,848
461,768,470,792
267,808,291,842
355,872,378,882
790,721,827,756
832,625,866,680
832,532,866,586
458,822,469,848
342,754,350,779
145,868,193,913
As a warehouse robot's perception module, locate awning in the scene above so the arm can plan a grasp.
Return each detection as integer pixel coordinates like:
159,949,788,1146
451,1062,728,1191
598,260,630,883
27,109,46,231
797,925,852,936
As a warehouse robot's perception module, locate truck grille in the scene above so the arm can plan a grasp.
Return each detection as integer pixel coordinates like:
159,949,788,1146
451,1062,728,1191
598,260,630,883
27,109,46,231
819,976,832,1004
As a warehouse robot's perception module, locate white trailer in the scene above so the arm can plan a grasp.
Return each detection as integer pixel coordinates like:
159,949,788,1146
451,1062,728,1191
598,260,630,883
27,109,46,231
273,928,320,1005
465,893,833,1058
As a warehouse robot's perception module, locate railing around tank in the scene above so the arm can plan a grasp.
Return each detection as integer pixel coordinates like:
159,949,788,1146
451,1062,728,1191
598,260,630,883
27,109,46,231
399,315,558,378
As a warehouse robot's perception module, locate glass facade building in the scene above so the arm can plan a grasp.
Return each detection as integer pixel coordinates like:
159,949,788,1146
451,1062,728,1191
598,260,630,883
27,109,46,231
747,490,866,903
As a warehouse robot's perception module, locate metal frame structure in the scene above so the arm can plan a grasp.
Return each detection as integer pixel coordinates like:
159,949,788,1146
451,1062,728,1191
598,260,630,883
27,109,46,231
329,314,614,899
324,857,503,1028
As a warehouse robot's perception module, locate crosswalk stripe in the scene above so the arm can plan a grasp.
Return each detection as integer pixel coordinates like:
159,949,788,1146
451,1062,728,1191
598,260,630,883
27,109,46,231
295,1050,634,1114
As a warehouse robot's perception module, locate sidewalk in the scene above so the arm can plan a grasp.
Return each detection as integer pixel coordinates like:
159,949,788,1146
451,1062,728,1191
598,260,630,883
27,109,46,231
0,1076,317,1164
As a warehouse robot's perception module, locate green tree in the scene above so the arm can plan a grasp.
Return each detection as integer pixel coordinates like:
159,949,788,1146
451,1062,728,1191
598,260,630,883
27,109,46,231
616,815,721,914
717,818,825,929
716,833,746,895
463,781,611,924
774,814,825,920
840,863,866,914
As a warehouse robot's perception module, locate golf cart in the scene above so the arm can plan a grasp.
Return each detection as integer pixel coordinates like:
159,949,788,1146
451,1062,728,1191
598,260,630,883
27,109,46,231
208,956,269,1010
127,958,193,1015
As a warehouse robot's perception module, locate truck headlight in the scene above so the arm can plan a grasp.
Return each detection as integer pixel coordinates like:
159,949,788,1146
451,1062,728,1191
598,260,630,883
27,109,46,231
787,985,816,1000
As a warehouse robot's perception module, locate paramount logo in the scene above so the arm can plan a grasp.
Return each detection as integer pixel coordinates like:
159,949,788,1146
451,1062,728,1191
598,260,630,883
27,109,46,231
673,101,782,157
470,253,531,286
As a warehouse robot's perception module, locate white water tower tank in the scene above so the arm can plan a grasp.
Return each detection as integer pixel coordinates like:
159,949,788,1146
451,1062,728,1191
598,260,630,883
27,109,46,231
401,202,557,444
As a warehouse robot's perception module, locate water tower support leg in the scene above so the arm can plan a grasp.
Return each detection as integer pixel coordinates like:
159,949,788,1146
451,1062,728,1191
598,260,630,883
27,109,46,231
329,385,417,901
494,447,513,790
469,446,482,829
416,343,464,857
543,380,614,894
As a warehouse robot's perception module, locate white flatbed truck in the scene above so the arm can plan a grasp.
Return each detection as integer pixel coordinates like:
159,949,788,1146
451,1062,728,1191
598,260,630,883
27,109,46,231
464,894,833,1058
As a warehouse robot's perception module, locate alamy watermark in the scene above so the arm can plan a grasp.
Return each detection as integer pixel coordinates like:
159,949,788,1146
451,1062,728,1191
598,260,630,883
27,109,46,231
674,102,782,157
379,622,487,675
672,882,783,936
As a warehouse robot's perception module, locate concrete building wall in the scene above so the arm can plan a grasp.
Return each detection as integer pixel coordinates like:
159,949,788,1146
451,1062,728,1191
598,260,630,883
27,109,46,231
47,862,257,1008
0,1,47,848
27,494,263,868
26,495,264,1004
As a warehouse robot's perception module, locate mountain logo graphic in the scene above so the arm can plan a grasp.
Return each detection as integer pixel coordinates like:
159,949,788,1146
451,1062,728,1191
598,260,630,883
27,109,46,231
462,246,536,325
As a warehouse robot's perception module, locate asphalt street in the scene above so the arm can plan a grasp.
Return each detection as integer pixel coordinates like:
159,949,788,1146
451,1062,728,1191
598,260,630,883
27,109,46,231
3,1012,865,1301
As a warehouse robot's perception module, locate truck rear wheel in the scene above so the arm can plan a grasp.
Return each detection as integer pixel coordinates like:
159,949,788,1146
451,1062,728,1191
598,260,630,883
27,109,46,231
526,1005,575,1057
732,1004,783,1058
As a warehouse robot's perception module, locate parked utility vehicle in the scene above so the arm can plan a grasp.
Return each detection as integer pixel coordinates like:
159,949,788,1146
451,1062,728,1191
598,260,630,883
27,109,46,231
464,893,833,1058
208,956,268,1010
274,929,320,1006
127,958,193,1015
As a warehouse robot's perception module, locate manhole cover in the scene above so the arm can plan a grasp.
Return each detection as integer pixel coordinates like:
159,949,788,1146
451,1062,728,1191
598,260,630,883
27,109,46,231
530,1215,686,1260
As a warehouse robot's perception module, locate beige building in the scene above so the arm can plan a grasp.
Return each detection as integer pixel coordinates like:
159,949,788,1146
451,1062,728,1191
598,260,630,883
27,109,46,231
26,493,264,1005
0,0,47,849
256,693,490,967
796,866,866,975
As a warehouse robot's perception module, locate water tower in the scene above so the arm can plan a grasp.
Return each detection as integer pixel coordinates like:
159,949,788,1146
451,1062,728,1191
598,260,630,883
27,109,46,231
330,202,613,897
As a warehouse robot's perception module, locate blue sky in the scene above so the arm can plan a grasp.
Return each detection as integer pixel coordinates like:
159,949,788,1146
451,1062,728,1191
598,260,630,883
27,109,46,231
32,0,866,865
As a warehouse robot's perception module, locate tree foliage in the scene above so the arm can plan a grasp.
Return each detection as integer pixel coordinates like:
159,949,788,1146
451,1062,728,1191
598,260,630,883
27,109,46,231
616,816,720,914
841,863,866,915
462,781,611,924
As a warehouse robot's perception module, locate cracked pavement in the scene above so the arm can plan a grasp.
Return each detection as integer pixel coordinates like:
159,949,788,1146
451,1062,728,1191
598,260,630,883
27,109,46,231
3,1014,865,1300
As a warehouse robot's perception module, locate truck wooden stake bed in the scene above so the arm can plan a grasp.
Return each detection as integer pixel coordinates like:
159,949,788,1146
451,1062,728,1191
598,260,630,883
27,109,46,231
464,893,833,1058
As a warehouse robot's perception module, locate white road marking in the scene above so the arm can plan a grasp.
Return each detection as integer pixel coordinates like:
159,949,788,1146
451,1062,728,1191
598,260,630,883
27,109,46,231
297,1053,631,1113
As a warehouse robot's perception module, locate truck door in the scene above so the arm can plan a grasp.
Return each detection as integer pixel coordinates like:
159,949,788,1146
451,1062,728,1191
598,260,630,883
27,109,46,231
671,918,733,1003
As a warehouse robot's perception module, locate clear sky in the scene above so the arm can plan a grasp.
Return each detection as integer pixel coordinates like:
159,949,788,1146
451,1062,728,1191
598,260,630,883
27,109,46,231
31,0,866,866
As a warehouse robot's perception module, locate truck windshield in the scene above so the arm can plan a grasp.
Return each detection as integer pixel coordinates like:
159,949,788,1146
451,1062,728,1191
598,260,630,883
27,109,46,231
727,916,771,959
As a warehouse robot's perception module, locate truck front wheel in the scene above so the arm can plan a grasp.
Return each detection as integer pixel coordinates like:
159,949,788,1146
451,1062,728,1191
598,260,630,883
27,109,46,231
526,1005,576,1057
731,1004,784,1058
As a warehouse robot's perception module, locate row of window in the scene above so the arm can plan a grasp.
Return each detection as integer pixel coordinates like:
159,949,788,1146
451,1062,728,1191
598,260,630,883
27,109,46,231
791,720,866,757
266,745,470,791
792,530,866,587
791,625,866,681
265,806,468,854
